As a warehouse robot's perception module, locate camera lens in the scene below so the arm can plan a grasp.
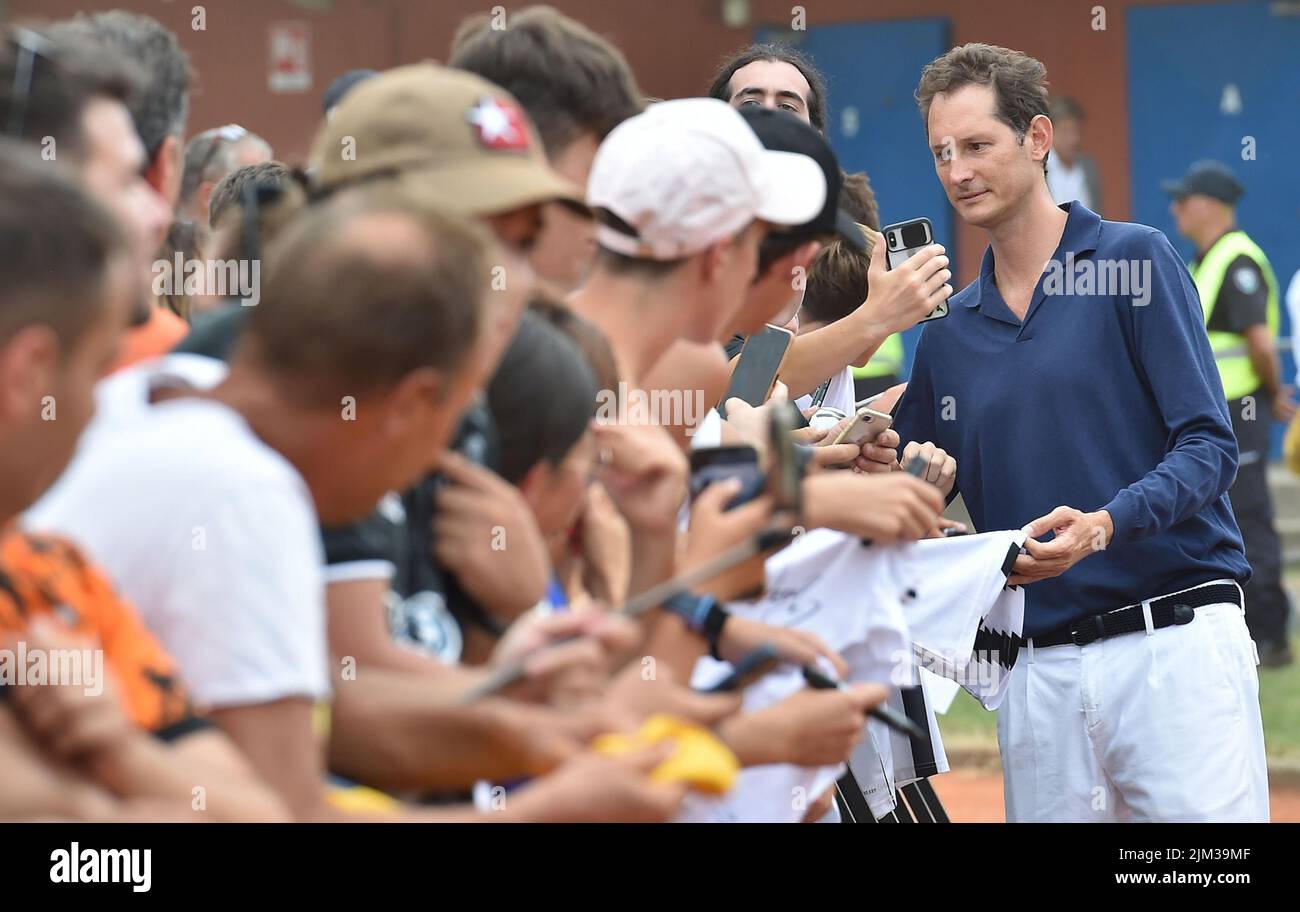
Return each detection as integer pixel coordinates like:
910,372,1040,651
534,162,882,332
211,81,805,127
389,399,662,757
900,222,930,249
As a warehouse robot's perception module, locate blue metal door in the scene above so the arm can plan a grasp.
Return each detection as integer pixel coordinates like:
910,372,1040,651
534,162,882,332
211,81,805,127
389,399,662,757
759,17,952,375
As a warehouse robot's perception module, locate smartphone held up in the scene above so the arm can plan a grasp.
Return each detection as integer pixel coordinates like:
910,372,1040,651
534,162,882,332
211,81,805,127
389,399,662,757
881,217,948,323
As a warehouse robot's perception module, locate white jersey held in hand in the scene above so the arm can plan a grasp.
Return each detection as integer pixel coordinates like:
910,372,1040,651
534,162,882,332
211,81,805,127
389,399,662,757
897,531,1027,711
683,528,1026,821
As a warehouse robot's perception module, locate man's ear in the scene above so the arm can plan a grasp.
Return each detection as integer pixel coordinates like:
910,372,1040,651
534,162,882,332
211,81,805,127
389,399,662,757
381,366,445,437
1026,113,1053,168
196,179,218,225
787,239,822,279
145,134,183,209
698,237,730,286
0,326,60,423
516,459,548,501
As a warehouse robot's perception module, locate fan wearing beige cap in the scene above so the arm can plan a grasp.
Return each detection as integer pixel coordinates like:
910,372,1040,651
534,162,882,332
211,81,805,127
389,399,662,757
307,68,638,654
304,64,581,684
301,65,760,797
182,63,586,368
310,62,590,360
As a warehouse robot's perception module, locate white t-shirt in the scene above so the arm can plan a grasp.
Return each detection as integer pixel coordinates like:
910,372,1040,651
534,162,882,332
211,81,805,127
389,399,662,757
686,528,913,822
26,372,329,709
690,407,724,450
95,353,230,422
898,531,1024,665
1286,269,1300,386
794,364,855,417
897,531,1026,711
1046,157,1092,210
685,528,1025,821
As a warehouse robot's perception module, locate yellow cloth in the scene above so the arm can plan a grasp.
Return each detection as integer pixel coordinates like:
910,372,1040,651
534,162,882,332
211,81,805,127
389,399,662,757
312,700,331,739
1285,411,1300,476
592,714,739,795
325,784,400,815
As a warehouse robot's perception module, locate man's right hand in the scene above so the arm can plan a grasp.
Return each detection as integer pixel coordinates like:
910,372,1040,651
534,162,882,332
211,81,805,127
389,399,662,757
491,610,640,707
900,440,958,498
859,230,952,338
802,471,944,541
506,745,687,823
594,423,689,536
681,479,775,602
718,683,885,767
596,663,742,735
853,427,902,473
433,451,551,620
8,619,135,766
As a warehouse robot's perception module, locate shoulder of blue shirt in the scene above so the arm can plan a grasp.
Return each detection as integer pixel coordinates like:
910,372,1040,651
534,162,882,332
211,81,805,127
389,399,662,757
928,215,1182,325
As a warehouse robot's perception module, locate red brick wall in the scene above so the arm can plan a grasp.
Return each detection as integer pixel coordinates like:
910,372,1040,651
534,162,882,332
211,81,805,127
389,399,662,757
6,0,1227,283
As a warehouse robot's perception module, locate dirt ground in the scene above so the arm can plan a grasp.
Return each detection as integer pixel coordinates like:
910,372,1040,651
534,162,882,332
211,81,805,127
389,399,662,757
929,769,1300,822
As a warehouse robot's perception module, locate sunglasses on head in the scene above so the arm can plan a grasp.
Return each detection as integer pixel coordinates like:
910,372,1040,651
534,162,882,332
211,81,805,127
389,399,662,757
193,124,250,179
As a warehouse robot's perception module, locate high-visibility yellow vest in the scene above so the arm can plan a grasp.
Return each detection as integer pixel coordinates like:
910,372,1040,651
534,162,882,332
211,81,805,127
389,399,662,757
852,331,904,380
1193,230,1279,401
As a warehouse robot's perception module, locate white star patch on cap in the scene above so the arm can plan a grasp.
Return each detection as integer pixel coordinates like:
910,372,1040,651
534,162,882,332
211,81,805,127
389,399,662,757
465,96,530,152
1233,265,1261,295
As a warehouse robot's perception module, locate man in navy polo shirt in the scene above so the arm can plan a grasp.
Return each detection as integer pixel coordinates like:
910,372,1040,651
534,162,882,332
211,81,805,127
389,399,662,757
890,43,1267,822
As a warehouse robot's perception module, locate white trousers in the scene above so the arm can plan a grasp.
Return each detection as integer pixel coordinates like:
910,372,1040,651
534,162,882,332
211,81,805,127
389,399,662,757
996,584,1269,822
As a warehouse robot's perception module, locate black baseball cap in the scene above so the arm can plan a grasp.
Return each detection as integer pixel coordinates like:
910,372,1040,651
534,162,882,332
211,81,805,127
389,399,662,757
739,107,866,253
1161,160,1245,205
322,68,378,116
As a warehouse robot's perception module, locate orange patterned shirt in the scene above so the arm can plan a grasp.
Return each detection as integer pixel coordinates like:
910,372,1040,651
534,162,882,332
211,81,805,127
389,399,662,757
0,528,198,735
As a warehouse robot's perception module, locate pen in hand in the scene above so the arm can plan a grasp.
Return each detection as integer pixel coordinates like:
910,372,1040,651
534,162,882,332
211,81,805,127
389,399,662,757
801,665,926,741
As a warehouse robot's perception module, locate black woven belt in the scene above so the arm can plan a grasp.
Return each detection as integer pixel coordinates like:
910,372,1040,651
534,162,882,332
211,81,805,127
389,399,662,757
1031,582,1241,648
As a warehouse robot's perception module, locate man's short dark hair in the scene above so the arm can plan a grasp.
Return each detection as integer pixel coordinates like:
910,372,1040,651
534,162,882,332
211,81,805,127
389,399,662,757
0,25,140,161
449,5,643,157
839,171,880,231
0,139,127,350
209,160,292,228
801,232,869,327
707,42,828,133
243,189,491,405
915,43,1050,171
48,11,189,159
487,309,598,484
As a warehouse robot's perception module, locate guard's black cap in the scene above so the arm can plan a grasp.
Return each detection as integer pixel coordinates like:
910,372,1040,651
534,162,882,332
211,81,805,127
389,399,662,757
739,107,866,253
1161,160,1245,205
322,68,379,116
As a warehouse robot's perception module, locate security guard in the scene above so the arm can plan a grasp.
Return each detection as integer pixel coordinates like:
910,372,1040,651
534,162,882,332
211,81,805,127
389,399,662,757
1166,160,1294,666
852,332,904,401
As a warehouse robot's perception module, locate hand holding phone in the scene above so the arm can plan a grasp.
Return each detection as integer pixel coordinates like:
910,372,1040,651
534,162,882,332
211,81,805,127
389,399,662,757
689,445,763,510
721,325,794,417
830,406,893,447
880,217,949,322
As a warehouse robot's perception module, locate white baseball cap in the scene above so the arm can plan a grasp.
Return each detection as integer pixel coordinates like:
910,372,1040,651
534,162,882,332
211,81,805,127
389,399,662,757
587,97,827,261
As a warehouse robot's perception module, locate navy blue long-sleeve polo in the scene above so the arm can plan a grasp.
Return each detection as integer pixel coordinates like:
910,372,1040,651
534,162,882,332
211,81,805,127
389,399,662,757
893,202,1249,637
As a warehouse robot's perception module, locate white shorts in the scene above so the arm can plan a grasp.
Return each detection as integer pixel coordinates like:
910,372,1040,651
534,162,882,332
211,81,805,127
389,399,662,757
996,582,1269,822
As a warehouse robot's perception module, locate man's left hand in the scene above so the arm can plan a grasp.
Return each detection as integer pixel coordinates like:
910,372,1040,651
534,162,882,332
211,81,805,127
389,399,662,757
1009,506,1113,586
1274,385,1297,423
433,451,551,619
